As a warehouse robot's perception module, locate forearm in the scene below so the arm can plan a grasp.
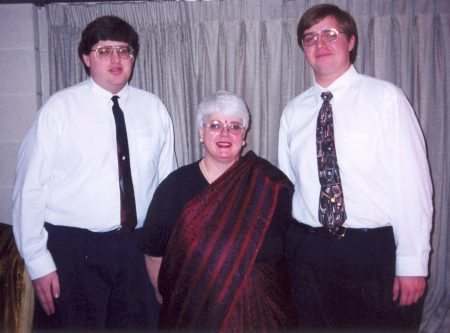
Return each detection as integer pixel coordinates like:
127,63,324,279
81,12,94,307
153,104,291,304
12,179,56,279
391,95,433,276
144,255,162,301
12,108,57,279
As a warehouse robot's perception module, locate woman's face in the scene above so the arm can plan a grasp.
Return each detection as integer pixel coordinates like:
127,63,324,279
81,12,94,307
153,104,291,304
199,113,245,164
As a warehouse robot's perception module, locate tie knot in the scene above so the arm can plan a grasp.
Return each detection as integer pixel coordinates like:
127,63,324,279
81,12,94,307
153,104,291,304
112,95,120,105
321,92,333,101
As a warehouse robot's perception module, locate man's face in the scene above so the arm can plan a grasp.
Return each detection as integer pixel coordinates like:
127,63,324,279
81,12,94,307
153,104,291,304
302,16,355,87
83,40,134,94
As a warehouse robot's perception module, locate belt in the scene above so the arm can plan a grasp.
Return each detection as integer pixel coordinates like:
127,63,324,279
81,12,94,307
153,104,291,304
44,223,132,236
109,226,133,235
296,222,393,239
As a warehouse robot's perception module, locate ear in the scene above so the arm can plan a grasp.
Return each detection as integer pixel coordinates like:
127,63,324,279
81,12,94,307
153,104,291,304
348,35,356,52
83,54,91,68
199,126,204,141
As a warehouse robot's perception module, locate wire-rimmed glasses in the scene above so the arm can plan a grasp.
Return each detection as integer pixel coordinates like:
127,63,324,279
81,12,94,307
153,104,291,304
302,28,345,47
90,45,134,60
204,120,245,135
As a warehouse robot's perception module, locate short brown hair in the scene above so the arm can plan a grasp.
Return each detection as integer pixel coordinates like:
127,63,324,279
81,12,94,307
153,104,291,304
78,16,139,76
297,4,358,64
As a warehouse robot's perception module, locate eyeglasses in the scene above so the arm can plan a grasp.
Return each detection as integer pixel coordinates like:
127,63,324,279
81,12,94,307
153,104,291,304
204,120,244,135
302,28,345,47
90,45,134,60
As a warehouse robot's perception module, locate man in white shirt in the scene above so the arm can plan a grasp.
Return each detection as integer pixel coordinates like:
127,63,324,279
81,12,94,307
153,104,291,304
278,4,432,331
12,16,177,331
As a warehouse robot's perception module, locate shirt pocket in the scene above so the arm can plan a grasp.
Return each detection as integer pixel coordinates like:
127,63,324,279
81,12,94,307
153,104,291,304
133,135,161,172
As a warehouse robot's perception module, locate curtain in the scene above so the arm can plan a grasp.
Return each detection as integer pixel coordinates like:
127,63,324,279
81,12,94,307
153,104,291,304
46,1,450,331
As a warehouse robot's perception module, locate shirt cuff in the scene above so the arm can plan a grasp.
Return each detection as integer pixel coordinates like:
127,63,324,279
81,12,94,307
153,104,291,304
396,255,429,277
25,251,57,280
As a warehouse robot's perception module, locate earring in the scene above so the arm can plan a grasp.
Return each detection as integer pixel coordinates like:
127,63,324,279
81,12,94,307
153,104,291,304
242,140,246,146
200,138,203,143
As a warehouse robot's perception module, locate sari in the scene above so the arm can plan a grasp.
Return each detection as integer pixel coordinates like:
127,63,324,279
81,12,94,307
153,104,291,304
158,151,295,332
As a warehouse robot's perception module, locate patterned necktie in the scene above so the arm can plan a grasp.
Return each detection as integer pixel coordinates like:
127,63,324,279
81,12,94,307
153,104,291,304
112,95,137,232
316,92,346,233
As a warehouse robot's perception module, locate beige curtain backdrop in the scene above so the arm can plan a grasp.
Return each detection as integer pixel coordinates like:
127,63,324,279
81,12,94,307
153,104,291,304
46,0,449,331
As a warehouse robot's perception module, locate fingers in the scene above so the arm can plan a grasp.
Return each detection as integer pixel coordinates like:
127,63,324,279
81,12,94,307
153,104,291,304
33,280,55,315
52,274,61,299
399,286,414,306
32,271,60,315
392,276,400,301
394,276,426,306
155,291,163,304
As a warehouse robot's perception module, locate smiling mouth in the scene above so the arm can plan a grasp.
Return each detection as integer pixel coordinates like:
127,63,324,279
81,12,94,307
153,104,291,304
217,142,231,148
316,52,332,58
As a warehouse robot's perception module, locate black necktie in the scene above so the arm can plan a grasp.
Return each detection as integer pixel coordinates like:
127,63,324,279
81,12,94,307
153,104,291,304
112,95,137,232
316,92,347,233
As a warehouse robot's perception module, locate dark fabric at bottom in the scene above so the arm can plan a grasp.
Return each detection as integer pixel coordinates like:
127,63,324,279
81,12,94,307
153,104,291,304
286,222,424,332
209,259,297,332
158,151,296,331
34,223,159,332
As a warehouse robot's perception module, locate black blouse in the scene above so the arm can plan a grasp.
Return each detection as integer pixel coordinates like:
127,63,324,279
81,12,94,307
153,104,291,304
137,160,294,263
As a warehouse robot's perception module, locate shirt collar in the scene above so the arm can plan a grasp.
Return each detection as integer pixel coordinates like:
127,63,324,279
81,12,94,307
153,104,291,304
313,65,359,104
88,77,130,107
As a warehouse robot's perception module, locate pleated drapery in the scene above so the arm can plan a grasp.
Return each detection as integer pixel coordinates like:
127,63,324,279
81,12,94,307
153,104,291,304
46,1,450,331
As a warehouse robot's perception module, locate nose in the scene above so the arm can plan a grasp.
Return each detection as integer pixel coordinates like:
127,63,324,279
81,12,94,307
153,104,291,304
220,125,231,136
315,35,326,48
110,49,121,62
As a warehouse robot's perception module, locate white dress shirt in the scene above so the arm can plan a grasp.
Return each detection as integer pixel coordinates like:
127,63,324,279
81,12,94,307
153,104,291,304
12,78,177,280
278,66,433,276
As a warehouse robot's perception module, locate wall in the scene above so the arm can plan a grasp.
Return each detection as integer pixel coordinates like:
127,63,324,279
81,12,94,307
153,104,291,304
0,4,49,224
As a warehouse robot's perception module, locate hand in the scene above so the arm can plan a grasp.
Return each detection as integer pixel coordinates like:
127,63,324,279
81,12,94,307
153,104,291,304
392,276,425,306
32,271,60,315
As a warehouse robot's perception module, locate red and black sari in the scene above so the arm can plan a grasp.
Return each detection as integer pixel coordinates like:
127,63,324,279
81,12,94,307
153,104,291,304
158,151,296,332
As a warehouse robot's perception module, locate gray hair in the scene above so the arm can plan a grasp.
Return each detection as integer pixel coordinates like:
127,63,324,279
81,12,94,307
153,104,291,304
196,91,250,129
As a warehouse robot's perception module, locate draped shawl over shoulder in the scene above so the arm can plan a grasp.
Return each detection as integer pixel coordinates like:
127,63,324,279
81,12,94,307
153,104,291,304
158,151,295,331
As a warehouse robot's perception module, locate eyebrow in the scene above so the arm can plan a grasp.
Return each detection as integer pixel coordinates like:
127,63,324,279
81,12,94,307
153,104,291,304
304,28,336,34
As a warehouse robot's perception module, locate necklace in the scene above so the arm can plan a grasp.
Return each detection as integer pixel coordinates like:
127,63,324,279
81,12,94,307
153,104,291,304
202,158,213,183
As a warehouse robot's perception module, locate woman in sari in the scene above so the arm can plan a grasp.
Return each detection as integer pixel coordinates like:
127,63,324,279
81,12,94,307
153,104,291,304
138,91,296,331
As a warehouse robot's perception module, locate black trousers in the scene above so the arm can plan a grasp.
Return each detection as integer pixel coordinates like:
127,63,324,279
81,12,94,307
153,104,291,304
34,223,159,332
286,222,425,332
